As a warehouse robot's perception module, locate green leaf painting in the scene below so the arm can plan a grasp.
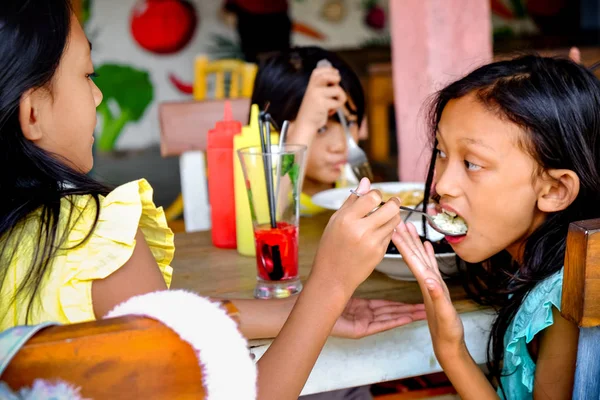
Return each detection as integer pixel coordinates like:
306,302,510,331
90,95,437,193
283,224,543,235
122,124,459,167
93,64,154,151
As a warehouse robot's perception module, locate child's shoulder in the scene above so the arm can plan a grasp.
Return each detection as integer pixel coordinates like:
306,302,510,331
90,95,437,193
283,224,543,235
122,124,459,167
58,179,174,267
3,179,174,326
500,268,563,397
514,269,563,330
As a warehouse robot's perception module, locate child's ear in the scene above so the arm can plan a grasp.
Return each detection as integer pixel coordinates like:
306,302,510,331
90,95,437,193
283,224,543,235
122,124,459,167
537,169,580,213
18,89,44,141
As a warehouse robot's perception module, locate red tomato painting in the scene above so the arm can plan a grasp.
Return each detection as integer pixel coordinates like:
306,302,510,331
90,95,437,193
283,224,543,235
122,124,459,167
130,0,198,55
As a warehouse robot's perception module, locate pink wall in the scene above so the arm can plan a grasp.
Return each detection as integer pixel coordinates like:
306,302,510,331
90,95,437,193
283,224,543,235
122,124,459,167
390,0,492,181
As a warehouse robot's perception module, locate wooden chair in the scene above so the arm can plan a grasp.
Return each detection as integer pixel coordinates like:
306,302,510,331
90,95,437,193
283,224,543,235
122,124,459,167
1,304,241,399
561,218,600,399
161,56,256,232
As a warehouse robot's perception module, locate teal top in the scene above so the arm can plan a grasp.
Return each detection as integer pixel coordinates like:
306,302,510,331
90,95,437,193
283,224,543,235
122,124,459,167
498,268,563,399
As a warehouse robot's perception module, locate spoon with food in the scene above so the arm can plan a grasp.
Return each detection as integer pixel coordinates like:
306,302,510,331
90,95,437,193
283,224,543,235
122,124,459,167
350,190,468,237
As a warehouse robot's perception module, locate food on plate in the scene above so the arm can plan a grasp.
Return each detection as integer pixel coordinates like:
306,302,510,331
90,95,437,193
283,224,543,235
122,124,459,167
381,189,424,207
386,235,454,255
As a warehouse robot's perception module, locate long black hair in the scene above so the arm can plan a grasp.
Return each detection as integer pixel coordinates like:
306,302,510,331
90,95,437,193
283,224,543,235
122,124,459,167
251,46,365,128
422,55,600,393
0,0,110,322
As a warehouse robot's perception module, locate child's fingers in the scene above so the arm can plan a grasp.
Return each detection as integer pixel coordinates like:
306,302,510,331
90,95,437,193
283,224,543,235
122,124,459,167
406,222,430,260
424,278,457,324
314,65,339,75
312,68,341,86
422,242,450,296
376,212,402,246
339,178,370,210
424,241,452,298
423,241,440,275
363,317,418,336
372,303,426,316
346,189,383,219
391,222,430,277
321,86,347,102
367,197,401,229
569,46,581,64
373,310,427,323
397,222,430,269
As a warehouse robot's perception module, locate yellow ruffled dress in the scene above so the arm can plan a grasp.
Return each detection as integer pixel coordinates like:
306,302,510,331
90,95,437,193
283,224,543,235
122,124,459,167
0,179,174,330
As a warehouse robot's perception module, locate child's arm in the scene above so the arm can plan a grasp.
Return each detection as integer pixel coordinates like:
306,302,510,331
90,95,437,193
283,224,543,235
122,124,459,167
392,220,499,399
286,66,346,149
92,231,424,339
533,307,578,399
92,230,168,318
392,221,580,399
254,179,406,399
231,295,423,340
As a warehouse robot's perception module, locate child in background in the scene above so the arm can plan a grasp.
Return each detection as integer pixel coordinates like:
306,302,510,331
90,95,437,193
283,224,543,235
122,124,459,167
251,46,364,216
392,55,600,399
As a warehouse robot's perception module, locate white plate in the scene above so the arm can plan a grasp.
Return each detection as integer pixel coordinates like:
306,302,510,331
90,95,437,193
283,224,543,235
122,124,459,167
377,252,457,281
311,182,425,211
376,221,458,281
312,182,455,281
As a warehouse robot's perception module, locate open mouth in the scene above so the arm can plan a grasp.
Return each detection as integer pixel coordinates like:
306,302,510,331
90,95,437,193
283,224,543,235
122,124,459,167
433,208,468,236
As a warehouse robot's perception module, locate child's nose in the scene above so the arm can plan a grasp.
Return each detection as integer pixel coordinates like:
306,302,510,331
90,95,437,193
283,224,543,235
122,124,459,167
435,164,461,198
328,127,348,153
93,82,103,107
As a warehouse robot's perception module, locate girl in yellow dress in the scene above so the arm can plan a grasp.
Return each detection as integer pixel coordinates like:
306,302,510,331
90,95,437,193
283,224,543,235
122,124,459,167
0,1,425,398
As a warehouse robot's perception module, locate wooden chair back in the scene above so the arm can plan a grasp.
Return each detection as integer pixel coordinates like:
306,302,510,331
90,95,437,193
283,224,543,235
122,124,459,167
193,56,257,101
1,302,240,399
562,219,600,399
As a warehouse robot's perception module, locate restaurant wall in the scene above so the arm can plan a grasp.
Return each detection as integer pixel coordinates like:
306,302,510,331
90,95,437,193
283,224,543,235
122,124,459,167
88,0,391,151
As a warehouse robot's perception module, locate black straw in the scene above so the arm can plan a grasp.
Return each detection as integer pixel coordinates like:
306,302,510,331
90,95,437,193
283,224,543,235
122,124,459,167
258,111,284,280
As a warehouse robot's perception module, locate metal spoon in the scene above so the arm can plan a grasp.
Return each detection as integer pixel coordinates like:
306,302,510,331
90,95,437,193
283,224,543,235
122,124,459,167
349,190,467,237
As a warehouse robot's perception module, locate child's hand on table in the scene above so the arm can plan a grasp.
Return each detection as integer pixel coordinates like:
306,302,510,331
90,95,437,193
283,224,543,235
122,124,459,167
332,297,426,339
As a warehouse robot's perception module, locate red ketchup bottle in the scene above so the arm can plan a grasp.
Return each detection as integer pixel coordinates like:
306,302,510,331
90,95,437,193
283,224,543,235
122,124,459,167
207,101,242,248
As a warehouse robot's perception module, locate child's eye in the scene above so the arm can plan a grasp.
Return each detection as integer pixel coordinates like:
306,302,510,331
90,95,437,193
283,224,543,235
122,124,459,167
86,72,99,80
317,126,328,134
436,149,447,159
464,160,482,171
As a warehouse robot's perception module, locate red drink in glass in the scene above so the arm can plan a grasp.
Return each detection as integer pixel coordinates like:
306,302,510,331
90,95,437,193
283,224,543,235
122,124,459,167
254,222,298,281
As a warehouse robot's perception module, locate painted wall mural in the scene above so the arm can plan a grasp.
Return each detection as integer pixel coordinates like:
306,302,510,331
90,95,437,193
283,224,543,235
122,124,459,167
89,0,571,151
87,0,390,151
94,64,154,151
130,0,198,54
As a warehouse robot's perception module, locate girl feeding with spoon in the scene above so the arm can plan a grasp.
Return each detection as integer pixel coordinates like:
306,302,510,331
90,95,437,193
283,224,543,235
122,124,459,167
390,55,600,399
0,1,427,399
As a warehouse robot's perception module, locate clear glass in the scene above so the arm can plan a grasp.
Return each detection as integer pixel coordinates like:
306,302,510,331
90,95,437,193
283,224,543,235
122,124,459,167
238,144,307,299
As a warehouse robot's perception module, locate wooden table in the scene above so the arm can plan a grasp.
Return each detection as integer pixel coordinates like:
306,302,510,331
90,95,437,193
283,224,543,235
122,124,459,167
171,213,494,395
